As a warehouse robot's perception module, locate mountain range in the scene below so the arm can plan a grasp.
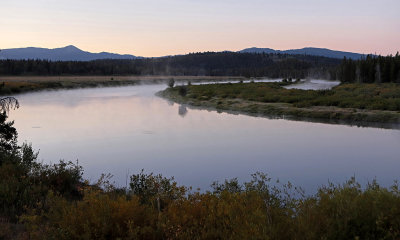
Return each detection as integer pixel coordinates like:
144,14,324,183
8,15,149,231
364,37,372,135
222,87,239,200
0,45,138,61
0,45,366,61
238,47,365,60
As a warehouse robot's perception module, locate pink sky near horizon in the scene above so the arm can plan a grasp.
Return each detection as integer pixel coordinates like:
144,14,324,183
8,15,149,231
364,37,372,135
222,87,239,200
1,0,399,57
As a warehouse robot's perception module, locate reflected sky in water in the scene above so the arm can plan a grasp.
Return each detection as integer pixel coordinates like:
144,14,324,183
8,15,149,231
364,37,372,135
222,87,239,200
8,83,400,193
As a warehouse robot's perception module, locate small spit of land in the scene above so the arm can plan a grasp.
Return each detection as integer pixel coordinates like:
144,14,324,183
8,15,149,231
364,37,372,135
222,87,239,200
159,82,400,126
0,75,244,95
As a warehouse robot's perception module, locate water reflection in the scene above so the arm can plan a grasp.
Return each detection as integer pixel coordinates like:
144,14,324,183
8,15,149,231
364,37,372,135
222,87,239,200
178,105,188,117
8,83,400,193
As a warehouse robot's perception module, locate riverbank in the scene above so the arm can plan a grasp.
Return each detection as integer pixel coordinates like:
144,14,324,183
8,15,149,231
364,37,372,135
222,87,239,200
158,82,400,126
0,75,245,95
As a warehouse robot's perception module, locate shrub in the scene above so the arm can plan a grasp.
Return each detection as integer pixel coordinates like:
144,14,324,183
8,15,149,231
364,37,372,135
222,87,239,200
167,78,175,88
129,170,186,209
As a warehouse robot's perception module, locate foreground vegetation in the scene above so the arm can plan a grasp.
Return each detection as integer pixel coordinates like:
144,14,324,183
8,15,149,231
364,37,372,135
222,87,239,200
159,82,400,126
1,97,400,239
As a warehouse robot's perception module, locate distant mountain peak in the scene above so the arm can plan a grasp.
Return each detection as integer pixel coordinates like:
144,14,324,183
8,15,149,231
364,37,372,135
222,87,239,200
63,45,80,50
59,45,82,52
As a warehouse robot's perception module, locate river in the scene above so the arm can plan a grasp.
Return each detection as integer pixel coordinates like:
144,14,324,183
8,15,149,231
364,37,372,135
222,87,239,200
8,81,400,193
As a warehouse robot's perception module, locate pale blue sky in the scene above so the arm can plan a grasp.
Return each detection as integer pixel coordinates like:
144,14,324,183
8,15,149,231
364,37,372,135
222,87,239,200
1,0,399,56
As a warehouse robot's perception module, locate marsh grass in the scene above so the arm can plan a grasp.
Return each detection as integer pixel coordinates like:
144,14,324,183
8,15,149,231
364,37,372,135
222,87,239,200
159,82,400,124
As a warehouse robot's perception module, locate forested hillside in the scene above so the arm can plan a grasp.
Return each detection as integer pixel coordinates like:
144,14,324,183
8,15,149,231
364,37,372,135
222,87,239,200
0,52,340,79
1,52,399,82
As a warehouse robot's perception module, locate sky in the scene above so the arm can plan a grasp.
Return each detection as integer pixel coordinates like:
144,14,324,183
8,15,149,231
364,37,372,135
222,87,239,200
0,0,399,57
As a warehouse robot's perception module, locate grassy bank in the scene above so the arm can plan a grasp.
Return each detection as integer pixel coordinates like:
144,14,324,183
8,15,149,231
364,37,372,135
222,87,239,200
158,82,400,127
0,76,244,95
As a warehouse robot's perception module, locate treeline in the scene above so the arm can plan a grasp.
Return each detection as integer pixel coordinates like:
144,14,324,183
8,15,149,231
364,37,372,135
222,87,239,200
1,98,400,239
0,52,340,79
338,53,400,83
1,52,399,82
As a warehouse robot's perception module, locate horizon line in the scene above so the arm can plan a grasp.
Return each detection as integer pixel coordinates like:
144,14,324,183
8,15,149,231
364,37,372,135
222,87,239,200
1,45,390,58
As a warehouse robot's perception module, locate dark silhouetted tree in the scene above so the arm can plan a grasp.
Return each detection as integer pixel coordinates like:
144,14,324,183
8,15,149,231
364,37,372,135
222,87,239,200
0,97,19,155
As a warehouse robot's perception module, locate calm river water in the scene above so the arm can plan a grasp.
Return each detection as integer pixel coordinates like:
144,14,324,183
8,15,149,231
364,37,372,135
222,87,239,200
9,81,400,193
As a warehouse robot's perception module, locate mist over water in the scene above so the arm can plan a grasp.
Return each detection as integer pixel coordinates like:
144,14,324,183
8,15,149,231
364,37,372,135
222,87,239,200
8,82,400,193
284,79,341,90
